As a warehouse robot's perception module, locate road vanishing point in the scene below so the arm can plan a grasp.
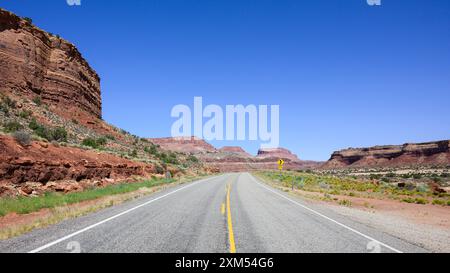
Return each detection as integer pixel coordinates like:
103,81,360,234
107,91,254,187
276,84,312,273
0,173,427,253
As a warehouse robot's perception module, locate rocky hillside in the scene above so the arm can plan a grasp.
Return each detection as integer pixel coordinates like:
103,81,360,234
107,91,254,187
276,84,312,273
0,8,101,119
323,140,450,169
0,9,212,197
219,146,252,158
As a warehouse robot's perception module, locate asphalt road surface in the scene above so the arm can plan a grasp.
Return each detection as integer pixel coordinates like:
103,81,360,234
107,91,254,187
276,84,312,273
0,173,427,253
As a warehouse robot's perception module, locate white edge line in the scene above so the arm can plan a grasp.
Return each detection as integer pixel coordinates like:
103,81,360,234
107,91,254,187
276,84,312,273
29,175,223,253
249,174,403,254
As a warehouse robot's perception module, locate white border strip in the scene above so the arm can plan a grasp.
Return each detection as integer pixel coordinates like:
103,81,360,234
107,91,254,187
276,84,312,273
249,174,403,253
29,175,222,253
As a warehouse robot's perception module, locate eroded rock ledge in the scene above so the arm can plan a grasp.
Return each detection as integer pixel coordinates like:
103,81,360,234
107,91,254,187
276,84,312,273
0,8,102,118
323,140,450,169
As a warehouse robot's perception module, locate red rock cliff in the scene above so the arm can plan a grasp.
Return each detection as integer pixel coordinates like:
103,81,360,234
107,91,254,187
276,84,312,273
0,9,102,118
323,140,450,169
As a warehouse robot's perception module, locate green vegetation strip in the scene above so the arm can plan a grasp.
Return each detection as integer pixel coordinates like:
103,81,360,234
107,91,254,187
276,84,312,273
255,171,450,206
0,178,175,217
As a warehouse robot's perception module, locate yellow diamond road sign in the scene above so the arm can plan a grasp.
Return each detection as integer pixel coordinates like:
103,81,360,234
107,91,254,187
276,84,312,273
277,159,285,170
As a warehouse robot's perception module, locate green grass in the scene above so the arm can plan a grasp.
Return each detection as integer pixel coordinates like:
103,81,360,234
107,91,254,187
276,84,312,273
0,178,174,217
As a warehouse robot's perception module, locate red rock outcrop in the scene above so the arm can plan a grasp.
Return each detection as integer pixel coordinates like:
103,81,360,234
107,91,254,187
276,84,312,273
0,135,156,197
0,9,102,118
148,137,217,154
219,146,252,158
256,148,300,162
150,137,321,172
322,140,450,169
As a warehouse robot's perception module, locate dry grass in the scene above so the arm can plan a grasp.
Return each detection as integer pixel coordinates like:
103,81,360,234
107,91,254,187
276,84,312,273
0,175,209,240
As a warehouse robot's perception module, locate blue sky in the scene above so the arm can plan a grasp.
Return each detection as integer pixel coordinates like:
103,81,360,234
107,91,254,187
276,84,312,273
1,0,449,161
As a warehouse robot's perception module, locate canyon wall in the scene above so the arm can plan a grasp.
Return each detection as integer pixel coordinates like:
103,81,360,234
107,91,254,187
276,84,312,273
323,140,450,169
0,9,102,118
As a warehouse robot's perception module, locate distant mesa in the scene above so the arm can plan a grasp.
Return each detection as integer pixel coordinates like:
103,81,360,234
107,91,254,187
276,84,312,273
323,140,450,169
256,147,300,162
219,146,252,158
147,136,217,154
148,137,321,172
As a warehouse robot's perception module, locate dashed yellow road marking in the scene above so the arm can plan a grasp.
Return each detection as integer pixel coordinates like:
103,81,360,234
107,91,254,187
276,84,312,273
226,183,236,253
221,203,225,215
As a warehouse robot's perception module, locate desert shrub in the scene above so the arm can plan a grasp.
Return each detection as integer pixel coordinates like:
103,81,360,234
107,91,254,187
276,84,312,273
432,199,445,206
105,134,115,140
412,174,422,179
3,121,23,133
166,152,180,165
129,149,138,158
187,155,199,163
82,137,107,149
71,118,79,125
32,124,49,139
155,164,165,175
82,138,97,148
0,97,15,115
13,131,31,146
431,176,441,183
369,174,381,180
149,144,158,155
19,110,32,119
416,184,429,193
51,127,68,142
386,172,396,178
29,119,66,142
414,198,428,205
0,103,9,115
32,96,42,106
402,198,414,204
23,17,33,24
96,137,107,146
145,145,159,156
381,177,390,183
338,199,352,207
3,96,16,108
28,118,39,130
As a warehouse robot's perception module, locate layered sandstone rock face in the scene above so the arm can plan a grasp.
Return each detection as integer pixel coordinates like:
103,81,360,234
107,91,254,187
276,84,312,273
323,140,450,169
0,9,101,118
148,137,217,154
219,146,252,158
256,148,300,162
0,135,156,197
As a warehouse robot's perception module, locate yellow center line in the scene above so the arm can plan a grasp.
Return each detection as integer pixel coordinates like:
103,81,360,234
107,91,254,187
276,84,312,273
226,183,237,254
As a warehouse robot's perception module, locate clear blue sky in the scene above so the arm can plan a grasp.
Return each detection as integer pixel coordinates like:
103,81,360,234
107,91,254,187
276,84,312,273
2,0,449,161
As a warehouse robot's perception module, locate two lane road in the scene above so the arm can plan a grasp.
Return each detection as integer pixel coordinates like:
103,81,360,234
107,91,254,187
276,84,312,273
0,173,426,253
